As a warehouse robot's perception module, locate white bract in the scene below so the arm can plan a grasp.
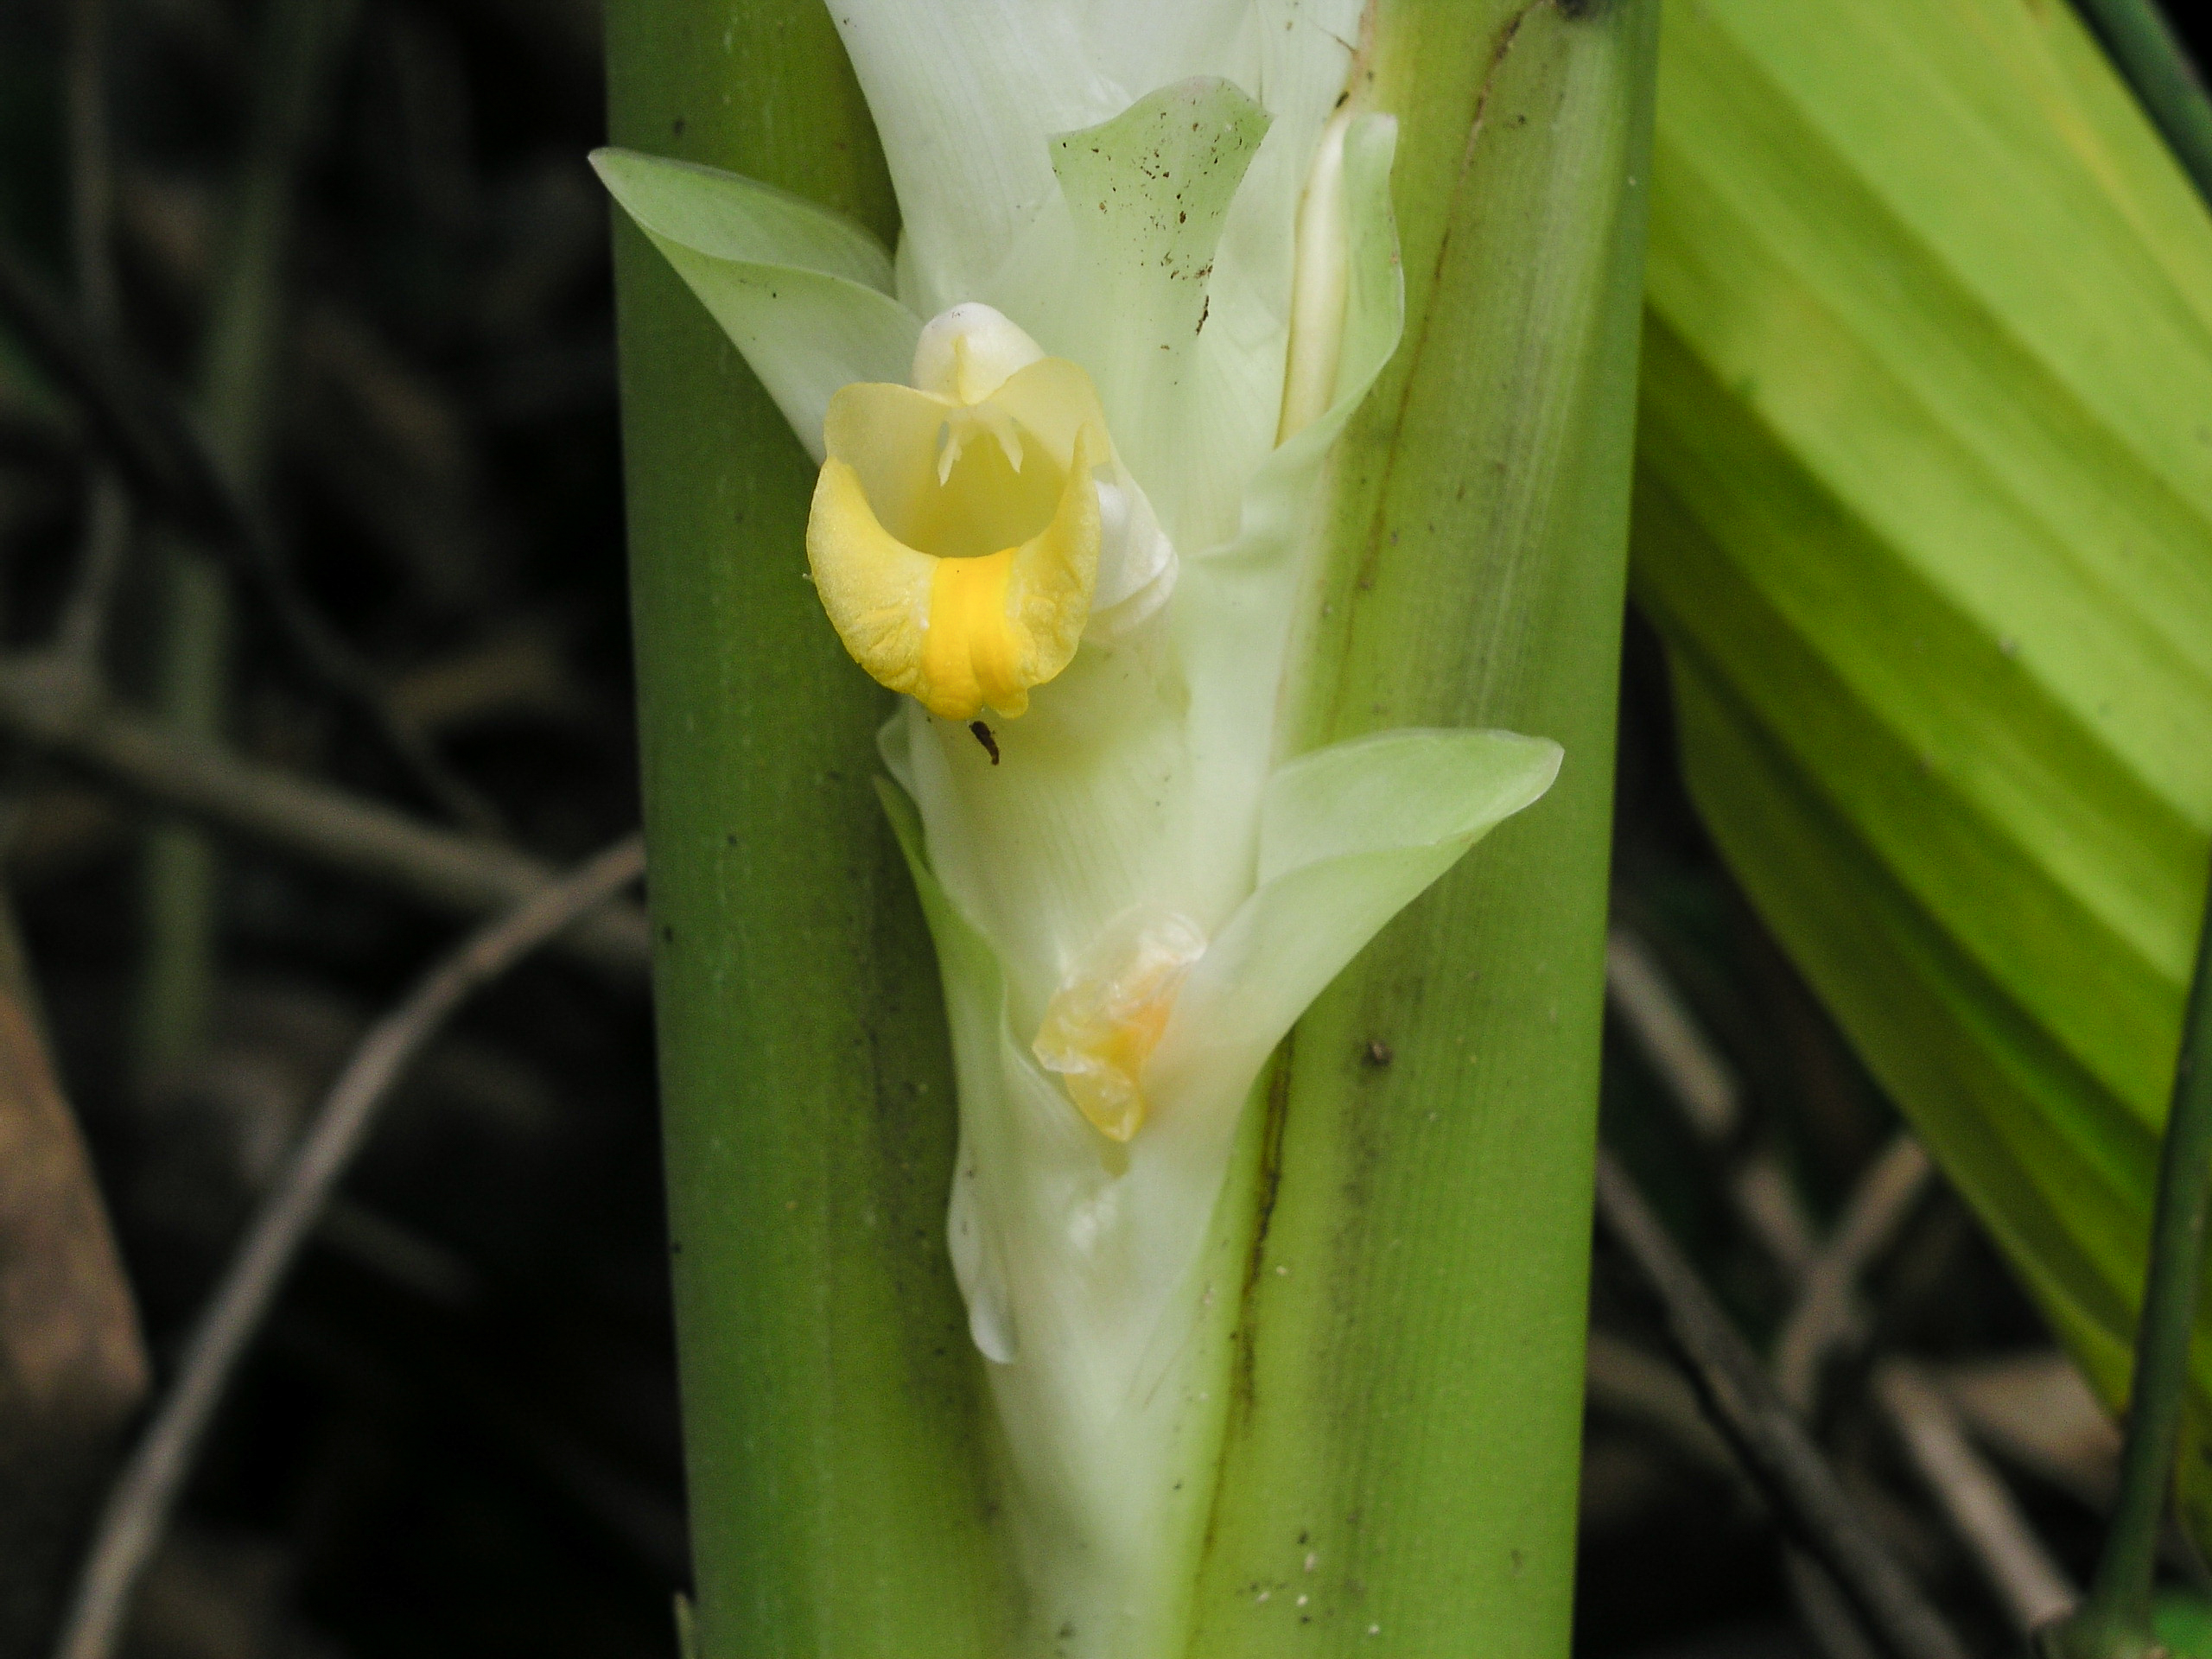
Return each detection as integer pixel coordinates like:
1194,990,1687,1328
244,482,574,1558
596,4,1560,1653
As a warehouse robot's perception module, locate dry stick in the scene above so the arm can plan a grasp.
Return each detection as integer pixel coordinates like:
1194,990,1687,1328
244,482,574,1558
0,245,232,550
50,833,646,1659
136,0,355,1081
1773,1133,1934,1413
1593,1151,1971,1659
1767,1135,1944,1659
1584,1327,1741,1483
1783,1555,1887,1659
1605,929,1741,1141
57,486,129,675
0,242,493,831
1876,1359,2080,1635
63,0,116,329
1606,926,1820,1273
1605,928,1884,1659
4,9,137,1559
0,658,649,976
1606,933,2062,1656
61,0,131,678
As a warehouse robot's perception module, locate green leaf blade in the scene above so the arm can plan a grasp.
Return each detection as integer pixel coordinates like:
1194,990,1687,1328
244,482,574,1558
1634,0,2212,1548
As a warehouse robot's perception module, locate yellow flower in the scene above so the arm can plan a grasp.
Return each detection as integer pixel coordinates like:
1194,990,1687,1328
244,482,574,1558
806,308,1115,721
1032,906,1208,1141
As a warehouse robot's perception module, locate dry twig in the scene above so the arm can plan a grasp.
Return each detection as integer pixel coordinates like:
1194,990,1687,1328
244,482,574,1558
61,0,131,680
1767,1133,1938,1659
1606,928,1742,1142
1609,931,2077,1656
1606,925,1820,1273
1940,1351,2120,1508
1584,1327,1741,1483
0,241,493,830
1876,1358,2079,1635
1593,1150,1970,1659
51,833,646,1659
0,658,649,975
1774,1134,1934,1413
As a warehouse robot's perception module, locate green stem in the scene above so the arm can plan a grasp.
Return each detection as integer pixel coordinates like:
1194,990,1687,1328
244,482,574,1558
134,0,352,1084
2103,882,2212,1617
1198,5,1658,1655
2036,875,2212,1658
137,559,232,1080
2073,0,2212,205
606,9,1009,1654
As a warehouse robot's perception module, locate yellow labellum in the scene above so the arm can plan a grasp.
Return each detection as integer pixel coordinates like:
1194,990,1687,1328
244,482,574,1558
1033,907,1209,1141
804,354,1109,721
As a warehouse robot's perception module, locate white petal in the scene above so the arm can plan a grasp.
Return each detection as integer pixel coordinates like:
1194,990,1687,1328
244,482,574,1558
880,777,1027,1364
828,2,1121,319
1069,0,1255,104
1278,110,1354,441
1256,728,1565,882
1165,113,1405,912
593,148,918,461
878,729,1559,1655
1071,0,1360,124
1147,728,1564,1129
861,96,1422,1659
879,773,1249,1658
1328,115,1408,423
1007,6,1364,549
909,302,1046,403
1038,78,1272,550
1180,0,1366,495
892,633,1211,1039
892,114,1404,1066
1085,474,1176,629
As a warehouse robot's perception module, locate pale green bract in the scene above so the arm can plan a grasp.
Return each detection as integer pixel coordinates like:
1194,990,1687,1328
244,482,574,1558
595,4,1561,1652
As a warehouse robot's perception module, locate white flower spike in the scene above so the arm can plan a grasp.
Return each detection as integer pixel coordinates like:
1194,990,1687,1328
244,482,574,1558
596,5,1563,1653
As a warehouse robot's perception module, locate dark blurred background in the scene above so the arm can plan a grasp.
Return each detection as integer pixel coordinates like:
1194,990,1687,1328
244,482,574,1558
0,3,2205,1658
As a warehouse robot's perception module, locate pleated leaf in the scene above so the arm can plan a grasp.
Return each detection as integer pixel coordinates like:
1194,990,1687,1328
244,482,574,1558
1633,0,2212,1533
